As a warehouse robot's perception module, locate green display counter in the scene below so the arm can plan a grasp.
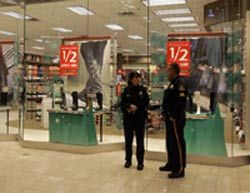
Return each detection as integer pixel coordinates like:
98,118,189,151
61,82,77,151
48,109,97,146
185,106,227,157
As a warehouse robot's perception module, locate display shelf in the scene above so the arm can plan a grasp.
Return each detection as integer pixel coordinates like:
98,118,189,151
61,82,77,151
24,53,59,120
23,60,59,66
26,109,42,112
225,28,245,144
26,96,47,99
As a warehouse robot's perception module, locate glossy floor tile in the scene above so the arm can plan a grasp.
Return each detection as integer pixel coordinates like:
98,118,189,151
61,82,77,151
0,142,250,193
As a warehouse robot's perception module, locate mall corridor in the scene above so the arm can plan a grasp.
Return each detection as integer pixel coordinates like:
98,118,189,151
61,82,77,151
0,142,249,193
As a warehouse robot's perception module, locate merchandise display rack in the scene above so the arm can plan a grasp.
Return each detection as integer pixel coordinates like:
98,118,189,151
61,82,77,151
24,53,59,120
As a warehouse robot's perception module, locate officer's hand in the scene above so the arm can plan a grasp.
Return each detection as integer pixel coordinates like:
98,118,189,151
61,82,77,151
130,104,138,112
170,117,175,122
160,114,165,121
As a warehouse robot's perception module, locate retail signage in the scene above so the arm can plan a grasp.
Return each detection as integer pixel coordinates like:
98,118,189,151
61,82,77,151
60,45,79,76
167,41,191,76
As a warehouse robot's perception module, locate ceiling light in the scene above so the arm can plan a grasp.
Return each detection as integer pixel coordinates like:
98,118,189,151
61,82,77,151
143,0,186,7
32,46,45,50
154,8,191,16
67,6,94,15
40,35,64,39
35,39,51,43
123,49,133,52
35,39,43,43
173,28,200,32
128,35,143,40
0,30,16,36
169,23,198,28
105,24,124,30
1,11,32,19
52,27,73,33
162,16,195,22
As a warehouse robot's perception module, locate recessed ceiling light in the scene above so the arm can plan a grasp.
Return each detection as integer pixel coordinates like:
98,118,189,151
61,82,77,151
128,35,143,40
67,6,94,15
0,11,32,19
52,27,73,33
123,49,133,52
32,46,45,50
0,30,16,36
105,24,124,30
162,16,195,22
35,39,51,43
154,8,191,16
40,35,64,39
35,39,43,43
169,23,198,28
143,0,186,7
173,28,200,32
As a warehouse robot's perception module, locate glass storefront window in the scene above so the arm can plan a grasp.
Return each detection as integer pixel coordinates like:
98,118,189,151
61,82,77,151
0,1,23,136
147,0,250,160
0,0,249,164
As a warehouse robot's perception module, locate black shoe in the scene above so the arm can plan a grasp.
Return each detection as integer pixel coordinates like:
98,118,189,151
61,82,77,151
159,164,172,172
124,162,132,168
168,171,185,179
137,164,144,171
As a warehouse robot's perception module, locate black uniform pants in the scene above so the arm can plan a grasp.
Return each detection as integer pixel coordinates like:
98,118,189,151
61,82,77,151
165,116,186,173
124,117,145,165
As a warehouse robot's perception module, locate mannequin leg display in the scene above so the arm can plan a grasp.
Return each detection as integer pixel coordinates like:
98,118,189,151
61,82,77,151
78,42,95,99
78,40,108,109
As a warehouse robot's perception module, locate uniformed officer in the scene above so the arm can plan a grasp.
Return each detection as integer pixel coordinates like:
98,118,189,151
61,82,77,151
159,63,187,179
120,71,149,171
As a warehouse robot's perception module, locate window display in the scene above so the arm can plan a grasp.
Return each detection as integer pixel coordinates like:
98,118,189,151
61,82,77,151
63,37,111,110
0,0,249,165
0,42,16,105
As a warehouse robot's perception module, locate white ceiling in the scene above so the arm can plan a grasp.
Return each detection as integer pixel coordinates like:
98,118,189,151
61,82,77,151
0,0,216,55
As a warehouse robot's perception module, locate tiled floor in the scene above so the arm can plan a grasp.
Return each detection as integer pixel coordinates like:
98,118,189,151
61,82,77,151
0,142,250,193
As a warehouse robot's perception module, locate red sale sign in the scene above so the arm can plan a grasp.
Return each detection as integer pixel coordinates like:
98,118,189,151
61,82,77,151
167,41,191,76
60,45,79,76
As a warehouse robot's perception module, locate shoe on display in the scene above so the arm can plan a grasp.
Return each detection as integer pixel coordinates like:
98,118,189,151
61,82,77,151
168,171,185,179
159,164,172,172
124,162,132,168
96,92,103,110
137,164,144,171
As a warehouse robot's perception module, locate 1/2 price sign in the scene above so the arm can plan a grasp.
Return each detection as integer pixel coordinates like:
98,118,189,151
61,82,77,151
60,45,79,76
167,41,191,76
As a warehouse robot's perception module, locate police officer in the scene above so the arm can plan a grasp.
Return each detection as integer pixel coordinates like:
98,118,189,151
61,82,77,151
120,71,149,171
159,63,187,178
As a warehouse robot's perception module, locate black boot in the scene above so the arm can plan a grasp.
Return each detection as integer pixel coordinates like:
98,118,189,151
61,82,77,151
71,91,79,111
168,170,185,179
0,92,8,105
96,92,103,110
159,164,172,172
124,161,132,168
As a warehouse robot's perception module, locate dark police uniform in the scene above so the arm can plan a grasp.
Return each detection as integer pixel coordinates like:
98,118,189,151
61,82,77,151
162,76,187,175
120,85,149,165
